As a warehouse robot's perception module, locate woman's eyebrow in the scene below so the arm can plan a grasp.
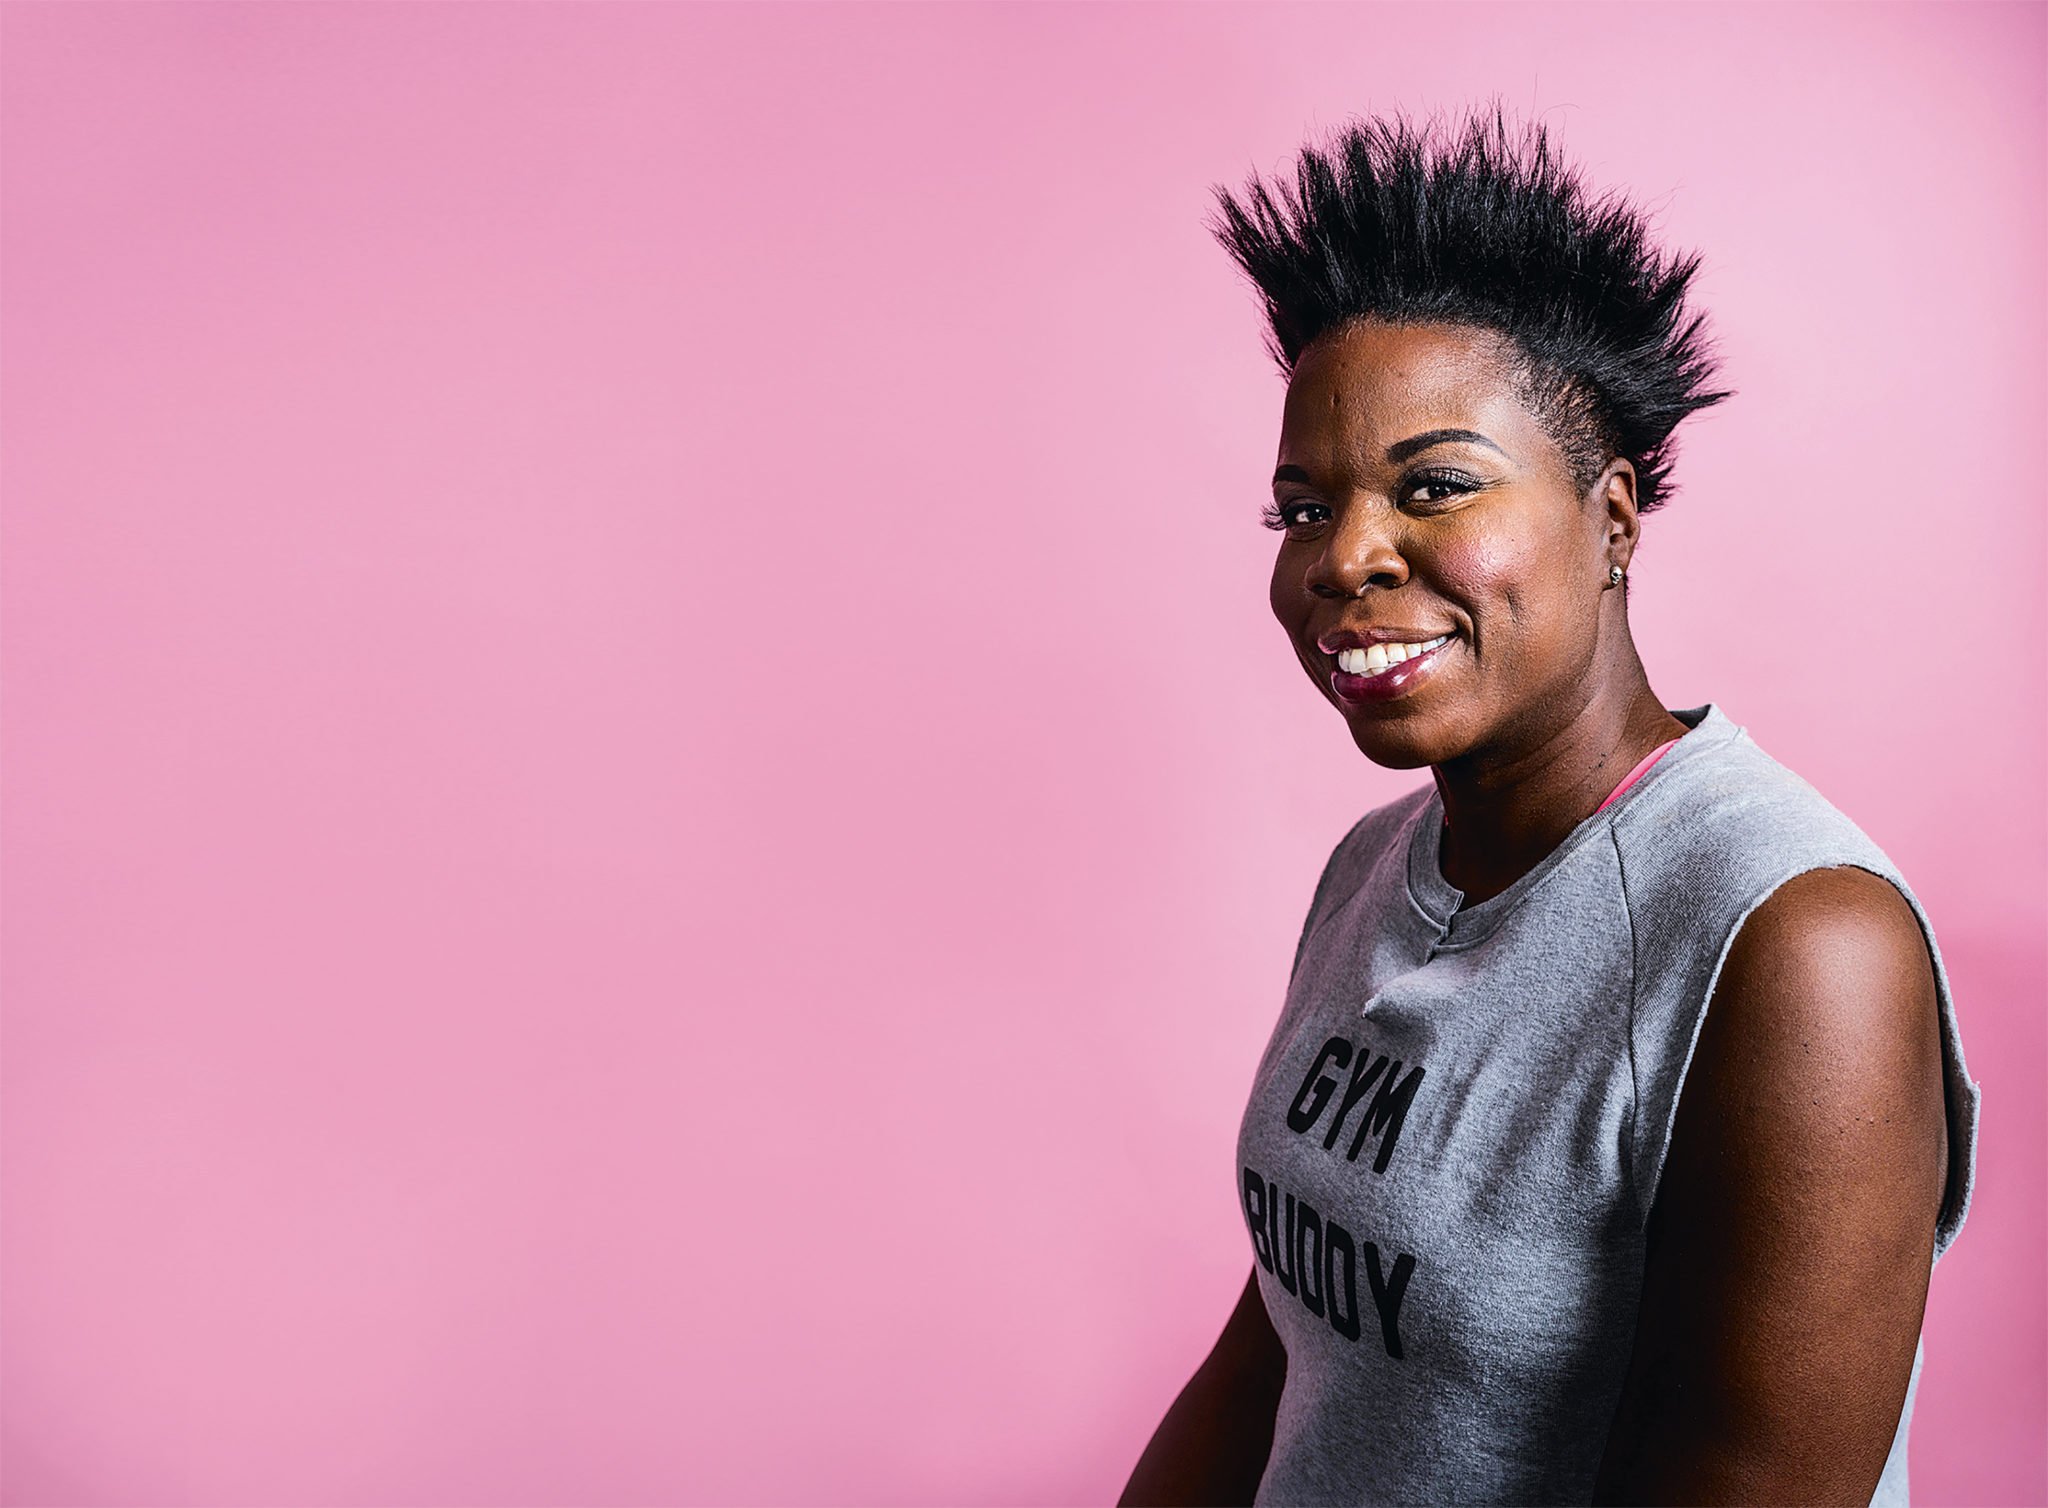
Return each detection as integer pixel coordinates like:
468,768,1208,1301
1385,428,1508,464
1272,429,1510,486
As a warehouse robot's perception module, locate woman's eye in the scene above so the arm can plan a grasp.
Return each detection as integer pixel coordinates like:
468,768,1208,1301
1261,500,1326,533
1405,471,1479,507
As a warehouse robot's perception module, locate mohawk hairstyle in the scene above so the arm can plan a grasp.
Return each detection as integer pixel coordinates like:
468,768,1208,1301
1207,100,1733,525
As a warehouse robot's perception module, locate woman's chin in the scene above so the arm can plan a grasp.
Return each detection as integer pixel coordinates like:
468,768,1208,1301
1342,715,1445,771
1343,725,1441,766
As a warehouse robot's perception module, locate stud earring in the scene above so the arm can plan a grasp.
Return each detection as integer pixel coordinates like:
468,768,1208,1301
1608,564,1625,585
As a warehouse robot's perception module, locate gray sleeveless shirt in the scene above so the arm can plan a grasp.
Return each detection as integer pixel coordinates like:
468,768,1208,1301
1235,702,1981,1506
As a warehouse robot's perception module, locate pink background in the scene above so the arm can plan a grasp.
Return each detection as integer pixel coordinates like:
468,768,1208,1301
4,3,2042,1504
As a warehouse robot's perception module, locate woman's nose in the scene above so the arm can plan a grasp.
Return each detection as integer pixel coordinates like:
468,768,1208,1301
1308,505,1410,598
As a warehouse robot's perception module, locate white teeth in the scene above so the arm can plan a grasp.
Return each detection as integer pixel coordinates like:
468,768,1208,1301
1337,634,1451,676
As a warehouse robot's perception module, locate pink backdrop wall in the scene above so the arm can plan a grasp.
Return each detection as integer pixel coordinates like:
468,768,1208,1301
4,4,2042,1504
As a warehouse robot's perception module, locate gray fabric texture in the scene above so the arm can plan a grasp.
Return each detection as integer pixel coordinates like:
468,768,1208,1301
1235,702,1981,1506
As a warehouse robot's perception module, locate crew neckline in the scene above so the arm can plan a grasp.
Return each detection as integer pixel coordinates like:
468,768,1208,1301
1405,703,1739,939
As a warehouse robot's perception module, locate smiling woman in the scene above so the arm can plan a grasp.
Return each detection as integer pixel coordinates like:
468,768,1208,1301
1119,102,1982,1508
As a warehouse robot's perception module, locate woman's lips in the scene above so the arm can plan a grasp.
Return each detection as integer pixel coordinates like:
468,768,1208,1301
1329,636,1457,704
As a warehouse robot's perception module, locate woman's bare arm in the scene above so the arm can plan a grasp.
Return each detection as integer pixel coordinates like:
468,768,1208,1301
1120,1265,1288,1506
1593,865,1950,1505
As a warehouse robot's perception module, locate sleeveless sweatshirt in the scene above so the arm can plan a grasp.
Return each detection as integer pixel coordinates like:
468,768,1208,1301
1235,702,1982,1506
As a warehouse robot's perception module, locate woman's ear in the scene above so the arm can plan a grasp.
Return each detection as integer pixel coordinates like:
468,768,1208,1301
1596,458,1641,562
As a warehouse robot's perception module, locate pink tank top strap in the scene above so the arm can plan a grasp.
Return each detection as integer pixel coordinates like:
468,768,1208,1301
1593,736,1682,816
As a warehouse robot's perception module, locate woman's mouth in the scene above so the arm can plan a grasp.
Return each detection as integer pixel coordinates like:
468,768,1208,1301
1329,633,1456,704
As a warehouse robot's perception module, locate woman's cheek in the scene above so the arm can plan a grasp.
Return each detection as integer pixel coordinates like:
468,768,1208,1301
1424,527,1526,633
1269,550,1296,621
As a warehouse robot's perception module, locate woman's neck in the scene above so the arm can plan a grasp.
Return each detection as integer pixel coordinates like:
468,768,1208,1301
1433,684,1690,906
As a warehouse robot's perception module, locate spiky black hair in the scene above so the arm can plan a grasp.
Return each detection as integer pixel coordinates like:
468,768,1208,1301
1206,99,1732,521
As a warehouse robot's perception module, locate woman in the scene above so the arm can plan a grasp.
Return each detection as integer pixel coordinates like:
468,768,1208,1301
1121,104,1980,1507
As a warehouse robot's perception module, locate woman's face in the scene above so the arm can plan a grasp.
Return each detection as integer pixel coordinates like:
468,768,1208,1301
1269,317,1631,770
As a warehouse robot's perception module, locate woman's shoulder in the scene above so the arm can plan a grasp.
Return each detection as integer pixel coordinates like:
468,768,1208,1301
1335,779,1437,860
1309,779,1436,897
1608,720,1904,915
1285,783,1435,969
1612,716,1981,1260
